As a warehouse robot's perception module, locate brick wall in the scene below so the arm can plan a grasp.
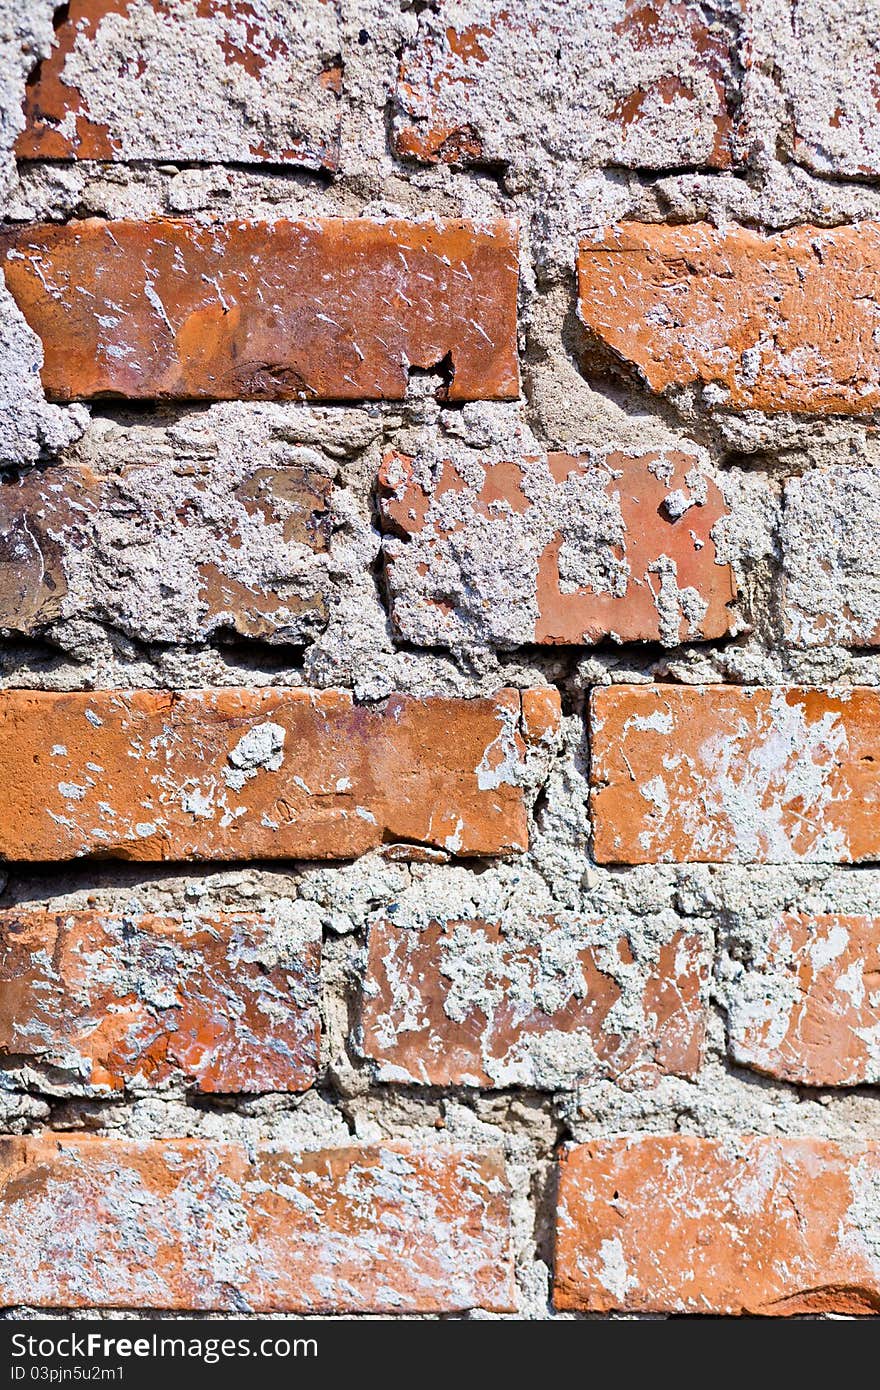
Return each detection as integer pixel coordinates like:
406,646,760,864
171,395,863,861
2,0,880,1319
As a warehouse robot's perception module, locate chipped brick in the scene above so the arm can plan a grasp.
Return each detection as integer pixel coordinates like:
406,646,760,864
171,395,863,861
357,916,708,1088
0,1137,514,1312
394,0,745,171
555,1136,880,1315
578,221,880,415
0,687,536,862
590,685,880,864
0,909,320,1093
378,447,734,647
16,0,342,169
0,460,332,645
0,218,520,403
727,913,880,1086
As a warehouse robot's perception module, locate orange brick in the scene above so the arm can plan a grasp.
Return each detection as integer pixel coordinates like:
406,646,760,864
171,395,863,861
0,1138,514,1312
0,688,537,862
379,447,734,647
0,910,320,1093
358,917,708,1087
0,219,519,403
578,222,880,414
16,0,342,168
554,1136,880,1315
728,913,880,1086
590,685,880,864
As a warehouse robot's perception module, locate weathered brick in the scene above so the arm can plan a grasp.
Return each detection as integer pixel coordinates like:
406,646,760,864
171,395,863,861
578,222,880,415
357,916,708,1088
0,1137,514,1312
727,913,880,1087
16,0,342,168
590,685,880,864
0,687,537,862
554,1136,880,1315
785,0,880,177
781,467,880,648
394,0,745,170
0,458,332,644
379,446,734,647
0,219,519,403
0,909,320,1093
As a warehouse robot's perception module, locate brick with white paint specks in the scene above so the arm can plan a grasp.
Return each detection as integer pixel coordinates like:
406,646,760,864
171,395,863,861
0,219,519,403
0,1138,515,1312
727,913,880,1087
0,909,320,1093
357,915,709,1087
379,446,735,648
578,221,880,414
590,685,880,864
0,687,544,862
554,1136,880,1315
16,0,342,169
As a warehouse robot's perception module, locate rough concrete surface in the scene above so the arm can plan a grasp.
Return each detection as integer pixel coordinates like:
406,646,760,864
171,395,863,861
2,0,880,1322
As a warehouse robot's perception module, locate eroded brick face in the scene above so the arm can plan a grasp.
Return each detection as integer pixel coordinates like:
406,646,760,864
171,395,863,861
16,0,342,168
554,1137,880,1315
578,222,880,414
357,916,708,1088
786,0,880,176
0,1138,514,1313
0,460,332,644
394,0,745,170
378,447,735,647
0,688,539,862
0,219,519,403
590,686,880,864
727,914,880,1086
781,467,880,648
0,910,320,1093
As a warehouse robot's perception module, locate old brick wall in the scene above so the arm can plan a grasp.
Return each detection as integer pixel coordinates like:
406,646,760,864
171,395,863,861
2,0,880,1319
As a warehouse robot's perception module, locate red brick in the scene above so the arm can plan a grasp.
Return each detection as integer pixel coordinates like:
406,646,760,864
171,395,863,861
727,913,880,1087
554,1136,880,1315
394,0,745,170
16,0,342,168
0,460,332,643
590,685,880,864
0,219,519,403
578,222,880,415
0,1137,514,1312
357,917,708,1087
379,447,734,647
0,688,536,862
0,909,320,1093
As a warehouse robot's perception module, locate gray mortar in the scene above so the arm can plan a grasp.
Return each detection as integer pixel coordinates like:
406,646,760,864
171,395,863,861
4,0,880,1321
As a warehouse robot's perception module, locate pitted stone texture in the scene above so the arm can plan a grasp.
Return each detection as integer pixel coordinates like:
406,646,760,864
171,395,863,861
0,1137,514,1312
358,915,708,1088
555,1136,880,1315
0,218,519,403
578,222,880,415
591,686,880,864
0,909,320,1093
727,913,880,1087
786,0,880,177
0,458,332,645
0,687,541,862
781,467,880,648
378,446,734,648
394,0,746,171
16,0,342,168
